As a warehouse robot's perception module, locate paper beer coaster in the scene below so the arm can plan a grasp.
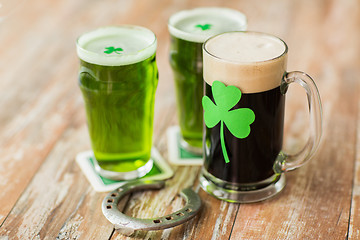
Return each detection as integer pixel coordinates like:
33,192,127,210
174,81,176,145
76,148,174,192
167,126,203,166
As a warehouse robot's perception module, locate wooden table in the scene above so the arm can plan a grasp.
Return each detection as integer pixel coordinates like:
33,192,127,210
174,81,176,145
0,0,359,239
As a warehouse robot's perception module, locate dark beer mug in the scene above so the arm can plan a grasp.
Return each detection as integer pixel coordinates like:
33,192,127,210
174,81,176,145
199,32,322,203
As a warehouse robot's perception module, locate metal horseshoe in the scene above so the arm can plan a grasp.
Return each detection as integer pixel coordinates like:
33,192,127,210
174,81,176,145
102,180,202,236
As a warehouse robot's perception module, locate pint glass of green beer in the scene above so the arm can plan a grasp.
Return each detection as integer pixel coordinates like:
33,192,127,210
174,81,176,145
168,8,247,154
76,26,158,180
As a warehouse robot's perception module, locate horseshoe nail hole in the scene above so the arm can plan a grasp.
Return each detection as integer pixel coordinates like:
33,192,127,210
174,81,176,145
106,205,112,209
153,219,162,224
165,216,173,220
176,212,184,216
111,193,117,197
107,199,114,203
185,208,192,212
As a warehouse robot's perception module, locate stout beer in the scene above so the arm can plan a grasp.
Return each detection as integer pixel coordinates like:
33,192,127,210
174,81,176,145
200,31,288,199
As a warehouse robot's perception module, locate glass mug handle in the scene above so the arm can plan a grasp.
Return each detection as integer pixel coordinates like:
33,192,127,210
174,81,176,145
274,71,323,173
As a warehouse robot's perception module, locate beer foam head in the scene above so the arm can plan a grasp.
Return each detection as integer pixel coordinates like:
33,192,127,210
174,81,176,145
203,32,288,93
168,7,247,43
76,25,157,66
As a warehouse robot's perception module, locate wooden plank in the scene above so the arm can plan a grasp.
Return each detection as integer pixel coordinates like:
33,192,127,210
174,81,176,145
0,59,81,224
342,0,360,239
349,88,360,239
0,118,114,239
0,0,92,225
164,190,239,240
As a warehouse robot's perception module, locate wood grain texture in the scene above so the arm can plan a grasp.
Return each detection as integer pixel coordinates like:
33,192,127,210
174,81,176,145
0,0,359,239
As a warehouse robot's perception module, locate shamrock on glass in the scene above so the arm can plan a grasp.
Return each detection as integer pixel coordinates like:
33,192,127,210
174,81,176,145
202,81,255,163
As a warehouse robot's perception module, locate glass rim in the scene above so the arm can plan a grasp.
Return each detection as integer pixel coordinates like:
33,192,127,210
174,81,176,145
168,7,247,43
76,25,157,66
203,31,288,64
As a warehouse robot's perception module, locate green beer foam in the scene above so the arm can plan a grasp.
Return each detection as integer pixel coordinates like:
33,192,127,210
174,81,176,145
77,26,157,66
168,7,247,43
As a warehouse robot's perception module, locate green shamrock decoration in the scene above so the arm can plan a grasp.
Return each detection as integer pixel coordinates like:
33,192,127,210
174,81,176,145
202,81,255,163
195,23,212,31
104,46,123,54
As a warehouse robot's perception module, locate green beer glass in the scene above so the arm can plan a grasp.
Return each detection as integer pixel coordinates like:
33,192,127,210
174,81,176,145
76,26,158,180
168,7,247,155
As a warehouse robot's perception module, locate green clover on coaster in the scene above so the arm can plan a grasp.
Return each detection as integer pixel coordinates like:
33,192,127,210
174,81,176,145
202,81,255,163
